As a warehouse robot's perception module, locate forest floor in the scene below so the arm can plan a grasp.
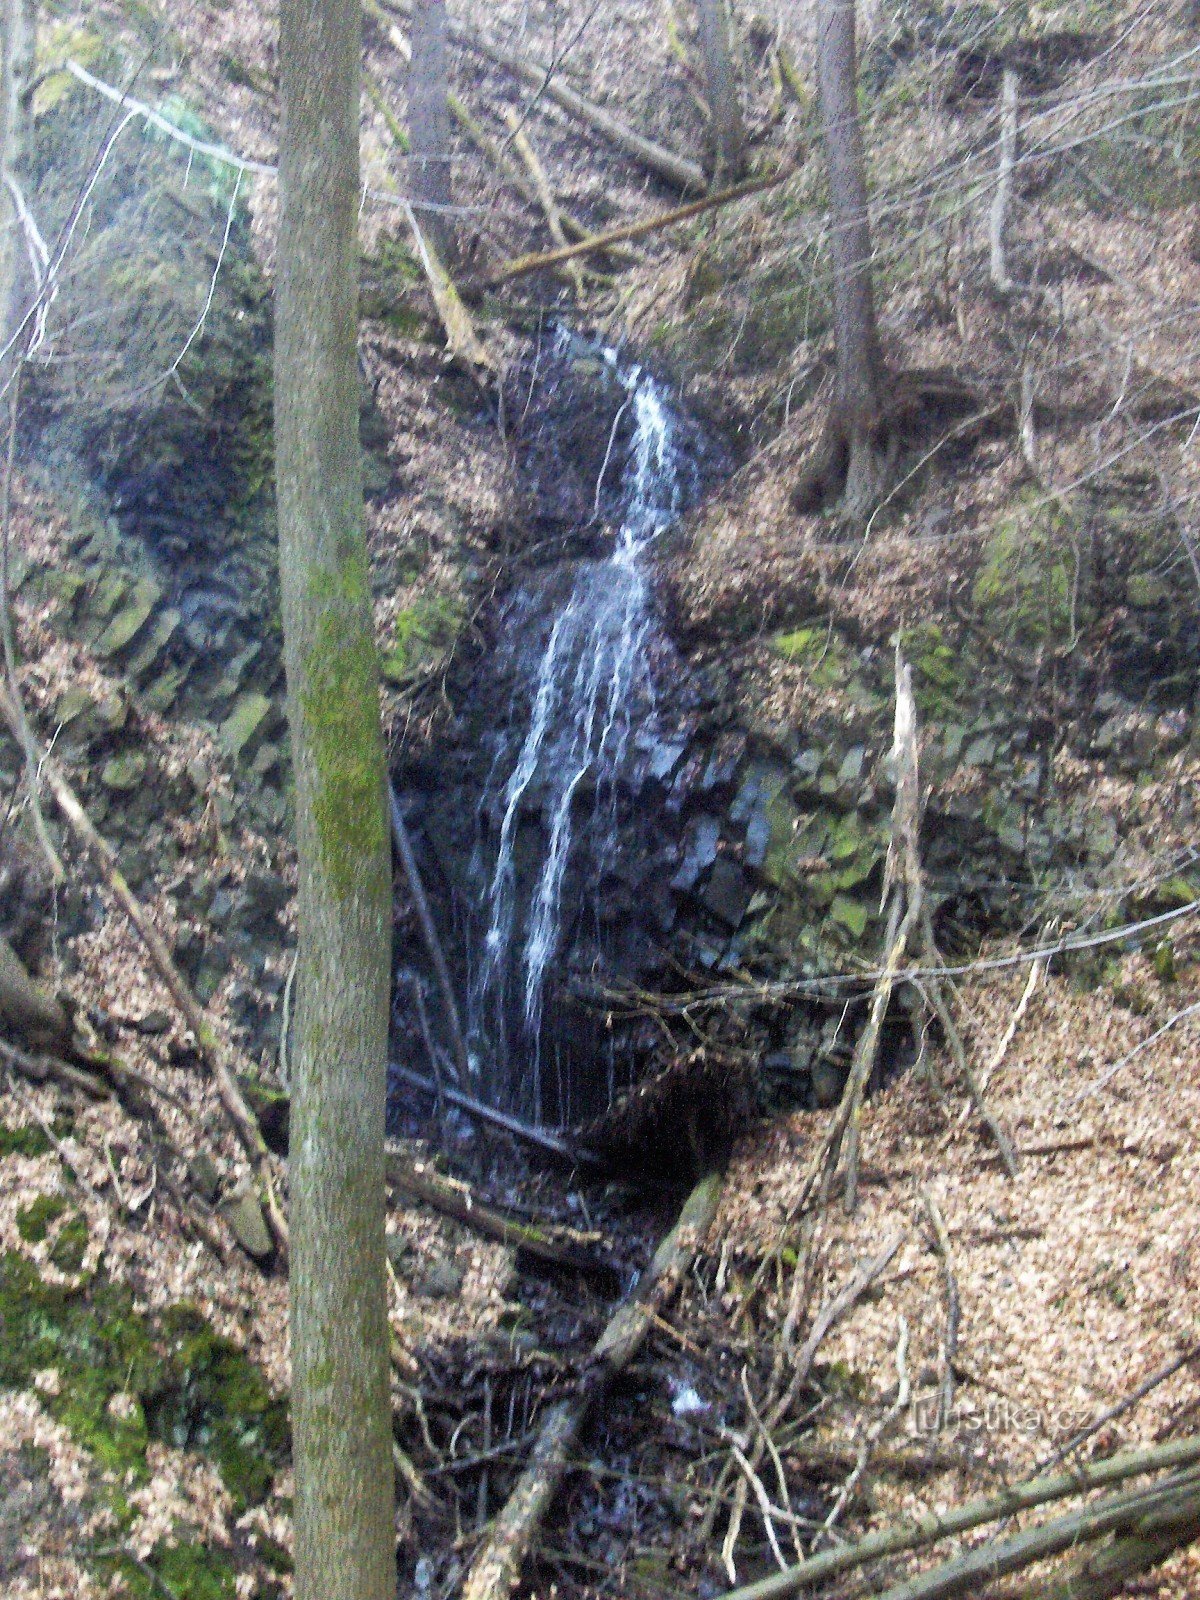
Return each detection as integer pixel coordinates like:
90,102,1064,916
4,0,1200,1597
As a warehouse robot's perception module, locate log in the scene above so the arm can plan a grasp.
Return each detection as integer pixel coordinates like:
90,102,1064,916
384,1146,618,1284
480,165,787,286
389,1061,601,1166
719,1437,1200,1600
461,1170,723,1600
0,684,288,1257
378,0,706,192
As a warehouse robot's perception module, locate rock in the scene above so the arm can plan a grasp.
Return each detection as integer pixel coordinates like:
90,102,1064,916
100,752,147,791
126,607,180,677
386,1232,414,1272
221,1185,274,1260
811,1056,848,1108
670,814,721,891
135,1009,172,1035
417,1254,464,1298
95,578,161,656
700,858,752,928
220,692,272,760
828,894,870,938
188,1147,221,1204
962,733,997,767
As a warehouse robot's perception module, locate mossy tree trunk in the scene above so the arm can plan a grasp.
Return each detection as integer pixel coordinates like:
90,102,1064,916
694,0,746,184
276,1,395,1598
408,0,453,260
816,0,891,529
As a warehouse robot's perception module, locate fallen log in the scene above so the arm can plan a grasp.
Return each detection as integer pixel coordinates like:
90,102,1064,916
719,1434,1200,1600
0,929,69,1047
384,1146,618,1285
461,1170,723,1600
480,165,788,286
0,684,287,1257
378,0,706,192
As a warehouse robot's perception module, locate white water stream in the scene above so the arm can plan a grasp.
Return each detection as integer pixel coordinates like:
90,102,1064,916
469,352,684,1119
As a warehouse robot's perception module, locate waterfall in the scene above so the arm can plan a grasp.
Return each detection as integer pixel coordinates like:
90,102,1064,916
469,351,684,1120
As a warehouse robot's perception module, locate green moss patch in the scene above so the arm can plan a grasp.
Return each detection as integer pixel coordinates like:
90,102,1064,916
380,593,465,686
973,499,1079,647
16,1193,68,1244
0,1253,287,1505
95,1540,242,1600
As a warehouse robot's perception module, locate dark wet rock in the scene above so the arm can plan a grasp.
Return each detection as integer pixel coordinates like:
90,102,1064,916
670,815,721,892
100,752,147,792
699,859,752,928
219,693,272,762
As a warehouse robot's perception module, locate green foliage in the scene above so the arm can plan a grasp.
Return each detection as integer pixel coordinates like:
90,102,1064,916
973,499,1078,646
0,1121,52,1158
771,625,849,687
899,622,965,718
380,594,464,685
0,1252,288,1502
95,1541,241,1600
16,1193,68,1243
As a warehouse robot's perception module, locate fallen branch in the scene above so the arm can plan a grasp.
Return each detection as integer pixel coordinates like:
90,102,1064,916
461,1170,722,1600
0,929,69,1047
389,785,470,1087
869,1469,1200,1600
989,68,1020,295
389,1061,601,1166
383,1147,618,1284
720,1434,1200,1600
480,165,788,285
501,108,584,296
1037,1494,1200,1599
401,203,495,372
379,0,706,192
0,684,287,1257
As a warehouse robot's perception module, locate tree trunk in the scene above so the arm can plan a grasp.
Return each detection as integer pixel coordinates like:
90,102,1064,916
817,0,889,527
0,0,36,362
407,0,452,260
694,0,746,184
276,1,395,1597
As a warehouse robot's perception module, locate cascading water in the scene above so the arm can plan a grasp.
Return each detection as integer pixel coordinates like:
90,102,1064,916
468,349,685,1122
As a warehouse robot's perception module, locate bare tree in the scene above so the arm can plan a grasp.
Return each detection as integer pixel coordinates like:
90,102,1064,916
694,0,746,184
798,0,891,529
408,0,453,260
276,0,395,1597
1,0,36,359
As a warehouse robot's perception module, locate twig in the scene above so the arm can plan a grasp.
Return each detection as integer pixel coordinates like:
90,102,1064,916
0,1034,108,1099
460,1171,722,1600
1037,1344,1200,1474
823,1316,911,1532
4,1063,108,1208
978,951,1044,1094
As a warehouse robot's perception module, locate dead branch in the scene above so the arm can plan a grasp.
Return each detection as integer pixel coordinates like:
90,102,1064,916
379,0,706,192
383,1146,618,1283
389,785,469,1087
0,684,287,1257
461,1170,722,1600
389,1061,602,1166
989,68,1019,295
501,109,584,296
401,203,495,373
480,165,788,285
0,1033,108,1099
1036,1495,1200,1600
719,1434,1200,1600
867,1469,1200,1600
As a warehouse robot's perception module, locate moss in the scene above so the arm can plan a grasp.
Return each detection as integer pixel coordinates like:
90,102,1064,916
0,1121,52,1158
380,593,464,685
899,621,965,719
0,1254,288,1503
771,624,850,687
152,1305,289,1512
973,498,1079,647
96,1540,241,1600
300,559,390,896
17,1193,68,1243
50,1212,90,1275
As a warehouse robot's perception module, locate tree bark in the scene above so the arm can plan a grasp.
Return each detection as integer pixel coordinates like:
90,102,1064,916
694,0,746,184
0,0,35,362
816,0,889,527
406,0,452,260
276,0,395,1597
